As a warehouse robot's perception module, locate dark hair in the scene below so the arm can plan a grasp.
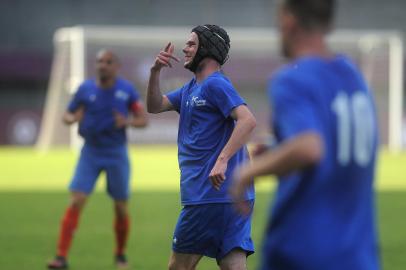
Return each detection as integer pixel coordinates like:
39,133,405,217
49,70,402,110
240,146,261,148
282,0,335,31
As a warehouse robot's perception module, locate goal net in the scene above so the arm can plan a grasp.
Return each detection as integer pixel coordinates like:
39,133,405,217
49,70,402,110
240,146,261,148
36,26,404,151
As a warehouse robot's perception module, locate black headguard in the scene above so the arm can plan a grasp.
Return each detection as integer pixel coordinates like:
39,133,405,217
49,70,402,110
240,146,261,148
186,24,231,72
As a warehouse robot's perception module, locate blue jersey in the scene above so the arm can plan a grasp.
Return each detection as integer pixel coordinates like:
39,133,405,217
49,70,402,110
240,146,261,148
166,71,255,205
264,55,380,269
68,78,140,147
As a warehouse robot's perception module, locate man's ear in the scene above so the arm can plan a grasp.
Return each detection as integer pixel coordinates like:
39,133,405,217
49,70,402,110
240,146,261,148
284,10,299,33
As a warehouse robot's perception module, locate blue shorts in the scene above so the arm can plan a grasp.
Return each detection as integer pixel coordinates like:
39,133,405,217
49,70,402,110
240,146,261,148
69,144,130,200
172,200,255,262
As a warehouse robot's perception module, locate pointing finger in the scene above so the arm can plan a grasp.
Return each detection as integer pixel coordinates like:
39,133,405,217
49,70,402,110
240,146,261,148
160,51,180,62
164,42,171,52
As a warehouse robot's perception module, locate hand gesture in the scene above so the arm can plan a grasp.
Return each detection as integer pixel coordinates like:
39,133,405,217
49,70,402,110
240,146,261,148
152,42,180,71
113,110,128,129
209,158,228,190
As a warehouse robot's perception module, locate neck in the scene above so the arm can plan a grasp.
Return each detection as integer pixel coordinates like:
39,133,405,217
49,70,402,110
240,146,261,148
290,31,331,60
194,58,221,83
97,77,115,89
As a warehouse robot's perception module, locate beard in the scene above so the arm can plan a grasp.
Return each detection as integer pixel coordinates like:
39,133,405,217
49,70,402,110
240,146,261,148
97,69,111,82
184,60,192,69
281,39,291,59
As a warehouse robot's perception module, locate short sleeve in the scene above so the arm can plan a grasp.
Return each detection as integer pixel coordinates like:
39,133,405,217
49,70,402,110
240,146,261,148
67,84,85,112
166,87,184,112
269,75,321,139
128,84,140,104
128,84,143,113
207,78,245,118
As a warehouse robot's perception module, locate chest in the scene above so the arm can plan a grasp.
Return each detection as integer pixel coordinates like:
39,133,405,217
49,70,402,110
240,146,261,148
83,88,130,112
181,86,212,115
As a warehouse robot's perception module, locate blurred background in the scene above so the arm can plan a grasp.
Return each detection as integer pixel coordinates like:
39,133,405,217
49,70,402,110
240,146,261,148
0,0,405,147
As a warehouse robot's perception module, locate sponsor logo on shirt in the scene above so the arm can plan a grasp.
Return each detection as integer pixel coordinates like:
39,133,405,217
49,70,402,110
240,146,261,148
191,96,206,107
115,89,129,101
89,94,96,102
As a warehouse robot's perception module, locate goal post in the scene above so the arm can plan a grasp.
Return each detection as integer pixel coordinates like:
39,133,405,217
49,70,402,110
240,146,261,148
36,26,404,152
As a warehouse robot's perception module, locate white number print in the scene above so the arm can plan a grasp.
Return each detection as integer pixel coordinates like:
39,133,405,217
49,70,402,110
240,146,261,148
331,91,375,167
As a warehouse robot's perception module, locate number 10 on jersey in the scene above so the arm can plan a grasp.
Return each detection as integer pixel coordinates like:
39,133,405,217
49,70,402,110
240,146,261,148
332,91,376,167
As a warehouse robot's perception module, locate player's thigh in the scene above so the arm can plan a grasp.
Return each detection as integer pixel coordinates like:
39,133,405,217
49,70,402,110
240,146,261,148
218,200,255,261
69,146,102,195
219,249,247,270
105,150,130,200
168,251,202,270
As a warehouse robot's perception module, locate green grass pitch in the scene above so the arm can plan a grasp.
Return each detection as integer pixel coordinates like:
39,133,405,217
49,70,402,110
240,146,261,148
0,146,405,269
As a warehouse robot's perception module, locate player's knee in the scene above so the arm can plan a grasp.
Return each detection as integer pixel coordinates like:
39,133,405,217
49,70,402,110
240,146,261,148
168,257,191,270
219,249,247,270
114,201,128,218
167,257,177,270
69,192,87,210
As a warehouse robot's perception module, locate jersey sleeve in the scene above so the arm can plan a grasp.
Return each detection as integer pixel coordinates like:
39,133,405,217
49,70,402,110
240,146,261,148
67,84,85,112
166,86,184,112
207,78,246,118
128,84,142,113
269,74,321,139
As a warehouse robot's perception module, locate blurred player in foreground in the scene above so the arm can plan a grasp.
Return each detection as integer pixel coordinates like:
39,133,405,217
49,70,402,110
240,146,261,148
47,50,148,269
147,25,256,269
231,0,380,269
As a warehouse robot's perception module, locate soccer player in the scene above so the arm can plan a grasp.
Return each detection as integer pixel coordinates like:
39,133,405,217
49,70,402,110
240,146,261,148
147,25,256,270
47,50,148,269
230,0,380,269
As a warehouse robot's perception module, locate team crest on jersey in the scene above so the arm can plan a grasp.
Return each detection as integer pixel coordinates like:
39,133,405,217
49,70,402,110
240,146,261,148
191,96,206,107
115,89,129,101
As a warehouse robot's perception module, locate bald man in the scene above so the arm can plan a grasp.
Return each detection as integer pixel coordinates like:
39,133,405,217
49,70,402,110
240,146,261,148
47,50,148,269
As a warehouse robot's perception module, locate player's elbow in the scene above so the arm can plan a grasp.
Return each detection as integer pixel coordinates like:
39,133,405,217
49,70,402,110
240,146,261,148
247,115,257,131
62,112,74,125
146,103,160,114
301,133,324,165
239,109,257,132
147,106,158,114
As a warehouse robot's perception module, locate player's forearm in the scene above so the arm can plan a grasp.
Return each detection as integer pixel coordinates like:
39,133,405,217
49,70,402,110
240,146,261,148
218,114,256,162
241,132,323,181
128,115,148,128
62,112,78,125
146,68,164,113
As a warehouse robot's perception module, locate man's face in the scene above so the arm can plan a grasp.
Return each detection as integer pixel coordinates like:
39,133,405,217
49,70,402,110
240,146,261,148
96,51,119,81
182,32,199,69
277,6,295,59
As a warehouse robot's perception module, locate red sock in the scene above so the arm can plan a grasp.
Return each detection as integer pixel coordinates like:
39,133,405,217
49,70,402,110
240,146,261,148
114,215,130,256
57,207,80,258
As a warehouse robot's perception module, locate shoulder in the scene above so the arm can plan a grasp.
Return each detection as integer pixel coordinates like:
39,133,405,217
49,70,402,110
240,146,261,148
336,54,364,79
77,79,95,93
270,59,317,99
203,72,234,93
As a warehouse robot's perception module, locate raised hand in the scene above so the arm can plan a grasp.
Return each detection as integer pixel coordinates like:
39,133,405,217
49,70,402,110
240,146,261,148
152,42,180,71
